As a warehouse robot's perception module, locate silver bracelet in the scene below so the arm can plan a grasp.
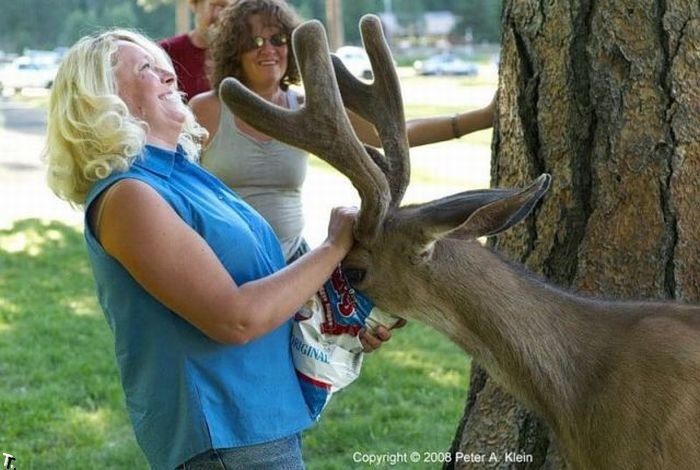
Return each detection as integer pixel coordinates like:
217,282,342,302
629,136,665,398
451,113,460,139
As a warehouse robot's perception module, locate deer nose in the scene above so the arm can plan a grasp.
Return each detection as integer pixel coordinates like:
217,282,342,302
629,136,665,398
343,268,366,285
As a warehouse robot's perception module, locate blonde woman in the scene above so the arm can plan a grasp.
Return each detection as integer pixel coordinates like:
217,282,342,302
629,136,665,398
44,29,389,469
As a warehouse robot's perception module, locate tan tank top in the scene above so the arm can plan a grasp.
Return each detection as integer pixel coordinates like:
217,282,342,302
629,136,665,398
200,90,308,260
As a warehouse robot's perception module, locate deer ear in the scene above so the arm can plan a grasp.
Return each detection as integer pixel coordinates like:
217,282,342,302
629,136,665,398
413,174,551,242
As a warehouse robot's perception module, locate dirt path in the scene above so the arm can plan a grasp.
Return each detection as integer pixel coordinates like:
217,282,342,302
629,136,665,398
0,98,84,229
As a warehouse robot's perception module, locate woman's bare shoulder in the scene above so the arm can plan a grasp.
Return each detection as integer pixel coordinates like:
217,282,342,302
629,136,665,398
189,91,220,139
189,90,219,112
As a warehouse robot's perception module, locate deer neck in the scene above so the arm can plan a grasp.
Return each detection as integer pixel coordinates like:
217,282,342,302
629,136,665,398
412,240,612,429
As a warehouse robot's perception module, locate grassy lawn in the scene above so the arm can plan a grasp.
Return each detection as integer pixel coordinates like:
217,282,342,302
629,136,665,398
303,332,470,470
0,219,471,469
0,220,145,468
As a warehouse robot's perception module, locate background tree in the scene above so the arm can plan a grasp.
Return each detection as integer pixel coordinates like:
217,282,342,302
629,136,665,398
447,0,700,467
456,0,502,43
0,0,174,52
0,0,502,52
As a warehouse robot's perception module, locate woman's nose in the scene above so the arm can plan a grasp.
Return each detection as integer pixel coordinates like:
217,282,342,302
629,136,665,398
158,67,176,85
256,38,276,53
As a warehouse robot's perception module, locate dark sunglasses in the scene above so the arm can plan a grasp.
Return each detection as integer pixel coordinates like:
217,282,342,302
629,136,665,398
249,33,289,50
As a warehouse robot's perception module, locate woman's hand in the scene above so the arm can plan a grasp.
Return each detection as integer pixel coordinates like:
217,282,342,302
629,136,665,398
359,318,407,353
325,206,358,255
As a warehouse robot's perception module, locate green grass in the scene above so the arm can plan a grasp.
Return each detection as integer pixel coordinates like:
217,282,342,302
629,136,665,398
304,327,471,470
0,219,471,469
0,220,145,468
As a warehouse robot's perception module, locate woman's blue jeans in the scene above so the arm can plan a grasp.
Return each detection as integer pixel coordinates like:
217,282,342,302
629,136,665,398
178,434,305,469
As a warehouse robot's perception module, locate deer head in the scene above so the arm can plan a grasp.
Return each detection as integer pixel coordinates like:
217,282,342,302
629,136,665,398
219,15,550,319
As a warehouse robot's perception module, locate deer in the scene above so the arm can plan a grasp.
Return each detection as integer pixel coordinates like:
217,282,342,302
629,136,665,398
218,14,700,470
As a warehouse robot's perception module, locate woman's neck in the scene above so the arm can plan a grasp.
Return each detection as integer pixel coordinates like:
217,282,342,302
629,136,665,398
146,135,178,151
251,85,286,105
188,29,209,49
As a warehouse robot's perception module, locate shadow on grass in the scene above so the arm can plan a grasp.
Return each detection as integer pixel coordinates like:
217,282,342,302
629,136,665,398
0,219,146,468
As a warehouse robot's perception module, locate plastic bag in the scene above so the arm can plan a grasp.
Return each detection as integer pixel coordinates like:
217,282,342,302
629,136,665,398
291,265,400,419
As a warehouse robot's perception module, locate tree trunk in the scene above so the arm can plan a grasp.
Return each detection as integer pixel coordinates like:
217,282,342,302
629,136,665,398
447,0,700,468
325,0,344,51
175,0,190,34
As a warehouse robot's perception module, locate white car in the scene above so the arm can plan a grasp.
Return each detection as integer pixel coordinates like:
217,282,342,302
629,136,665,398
413,53,479,76
334,46,373,80
0,58,58,94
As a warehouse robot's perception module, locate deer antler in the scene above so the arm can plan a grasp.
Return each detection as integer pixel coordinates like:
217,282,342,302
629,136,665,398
331,15,410,208
219,20,390,244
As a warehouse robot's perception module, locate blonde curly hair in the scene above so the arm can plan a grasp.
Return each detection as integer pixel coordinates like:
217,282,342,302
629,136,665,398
43,29,207,206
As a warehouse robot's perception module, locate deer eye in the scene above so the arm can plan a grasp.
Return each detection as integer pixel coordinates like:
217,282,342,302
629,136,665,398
343,268,366,285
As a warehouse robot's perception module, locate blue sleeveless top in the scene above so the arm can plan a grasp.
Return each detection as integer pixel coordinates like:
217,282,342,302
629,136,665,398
84,145,313,470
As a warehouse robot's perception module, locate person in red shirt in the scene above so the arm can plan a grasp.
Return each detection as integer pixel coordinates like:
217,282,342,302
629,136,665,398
159,0,232,101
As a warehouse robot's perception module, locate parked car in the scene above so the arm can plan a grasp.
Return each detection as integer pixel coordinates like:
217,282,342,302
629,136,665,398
413,53,479,76
0,57,58,94
334,46,373,80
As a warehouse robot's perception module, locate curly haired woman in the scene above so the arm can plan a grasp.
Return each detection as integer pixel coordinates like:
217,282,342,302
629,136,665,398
190,0,496,263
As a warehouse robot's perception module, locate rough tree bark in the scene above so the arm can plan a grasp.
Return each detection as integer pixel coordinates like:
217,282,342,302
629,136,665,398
447,0,699,468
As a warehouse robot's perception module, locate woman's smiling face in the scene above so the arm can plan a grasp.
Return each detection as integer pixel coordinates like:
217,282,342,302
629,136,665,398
113,40,186,144
240,14,289,92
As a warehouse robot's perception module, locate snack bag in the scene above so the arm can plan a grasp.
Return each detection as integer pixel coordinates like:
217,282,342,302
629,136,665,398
291,265,400,420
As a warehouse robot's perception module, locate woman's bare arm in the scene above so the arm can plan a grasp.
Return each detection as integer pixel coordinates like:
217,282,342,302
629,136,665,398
94,179,355,344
